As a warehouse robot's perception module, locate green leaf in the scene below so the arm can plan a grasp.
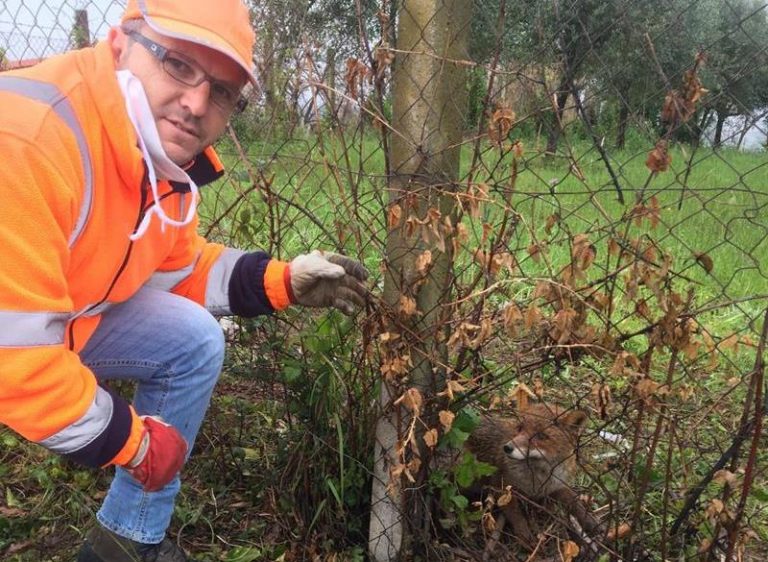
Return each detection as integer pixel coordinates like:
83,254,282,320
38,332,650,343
751,486,768,502
443,427,469,449
6,487,20,508
450,493,469,509
453,408,482,433
282,363,302,384
225,546,263,562
454,452,497,488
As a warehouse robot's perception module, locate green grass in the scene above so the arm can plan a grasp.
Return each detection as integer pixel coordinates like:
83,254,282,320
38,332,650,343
209,130,768,291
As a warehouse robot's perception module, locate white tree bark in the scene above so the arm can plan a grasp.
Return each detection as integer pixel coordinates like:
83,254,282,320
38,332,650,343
368,381,403,562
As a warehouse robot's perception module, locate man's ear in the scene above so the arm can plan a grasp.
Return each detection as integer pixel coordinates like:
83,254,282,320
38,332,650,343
108,26,130,67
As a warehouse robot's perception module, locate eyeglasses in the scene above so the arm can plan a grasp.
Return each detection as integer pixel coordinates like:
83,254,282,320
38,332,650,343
126,30,247,114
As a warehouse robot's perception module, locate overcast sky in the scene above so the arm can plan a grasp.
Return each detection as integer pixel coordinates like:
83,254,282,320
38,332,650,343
1,0,125,59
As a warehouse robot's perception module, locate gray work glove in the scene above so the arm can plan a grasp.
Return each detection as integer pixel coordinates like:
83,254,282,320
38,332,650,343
289,251,369,315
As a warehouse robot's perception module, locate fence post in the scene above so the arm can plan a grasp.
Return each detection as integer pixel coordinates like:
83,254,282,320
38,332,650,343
72,9,90,49
368,0,471,560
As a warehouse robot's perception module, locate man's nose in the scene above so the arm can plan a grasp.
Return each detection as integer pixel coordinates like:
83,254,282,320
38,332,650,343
180,80,211,116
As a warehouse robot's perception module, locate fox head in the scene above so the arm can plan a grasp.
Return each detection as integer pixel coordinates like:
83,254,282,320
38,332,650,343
502,403,588,464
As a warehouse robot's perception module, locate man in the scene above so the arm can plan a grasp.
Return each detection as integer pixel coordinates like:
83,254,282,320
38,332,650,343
0,1,368,561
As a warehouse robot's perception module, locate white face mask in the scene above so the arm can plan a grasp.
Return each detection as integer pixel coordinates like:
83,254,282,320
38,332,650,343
116,69,199,241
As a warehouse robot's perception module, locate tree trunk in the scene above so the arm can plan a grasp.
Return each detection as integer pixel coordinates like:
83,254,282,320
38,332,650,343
368,0,470,560
615,83,631,150
714,111,727,148
546,75,571,155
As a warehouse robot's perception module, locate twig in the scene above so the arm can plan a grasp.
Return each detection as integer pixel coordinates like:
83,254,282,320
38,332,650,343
567,77,624,204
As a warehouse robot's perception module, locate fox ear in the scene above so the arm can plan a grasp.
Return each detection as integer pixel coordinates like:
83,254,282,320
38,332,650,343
564,410,588,433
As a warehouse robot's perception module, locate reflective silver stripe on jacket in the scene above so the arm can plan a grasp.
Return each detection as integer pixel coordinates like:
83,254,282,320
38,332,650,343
205,248,244,315
145,248,240,315
0,311,69,347
146,264,195,293
0,76,94,247
38,385,113,453
0,77,96,347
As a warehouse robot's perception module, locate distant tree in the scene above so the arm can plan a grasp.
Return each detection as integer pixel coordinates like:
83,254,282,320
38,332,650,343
705,0,768,147
534,0,619,155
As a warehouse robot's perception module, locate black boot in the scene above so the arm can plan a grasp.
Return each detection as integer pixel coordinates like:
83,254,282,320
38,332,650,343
77,525,195,562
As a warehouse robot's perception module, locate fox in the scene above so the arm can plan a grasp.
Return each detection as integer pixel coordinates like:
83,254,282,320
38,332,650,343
464,402,599,547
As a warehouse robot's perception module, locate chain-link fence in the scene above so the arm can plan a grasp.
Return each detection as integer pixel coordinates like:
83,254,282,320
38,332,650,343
1,0,767,560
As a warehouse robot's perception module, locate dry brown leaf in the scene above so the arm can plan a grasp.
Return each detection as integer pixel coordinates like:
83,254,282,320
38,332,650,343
636,380,661,404
503,302,524,336
394,387,423,416
705,498,725,520
694,252,714,274
524,305,542,329
608,237,620,257
482,512,497,533
528,242,544,263
373,47,395,80
646,140,672,173
378,331,400,343
423,428,439,449
488,106,516,146
398,295,418,317
606,522,632,541
592,383,612,419
698,538,713,554
388,203,402,229
514,383,536,411
545,213,560,234
561,541,580,562
439,410,455,432
713,469,739,489
511,139,524,158
416,250,432,276
720,334,740,352
437,379,468,402
497,486,513,507
345,57,370,99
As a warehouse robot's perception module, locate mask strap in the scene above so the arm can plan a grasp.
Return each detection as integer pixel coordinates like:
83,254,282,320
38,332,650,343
116,70,200,241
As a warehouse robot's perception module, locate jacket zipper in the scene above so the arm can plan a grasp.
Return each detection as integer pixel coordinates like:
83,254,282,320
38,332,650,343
67,166,150,351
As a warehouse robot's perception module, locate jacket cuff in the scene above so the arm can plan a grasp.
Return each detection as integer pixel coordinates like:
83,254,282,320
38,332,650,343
228,251,276,317
107,407,145,467
265,260,292,310
61,386,142,468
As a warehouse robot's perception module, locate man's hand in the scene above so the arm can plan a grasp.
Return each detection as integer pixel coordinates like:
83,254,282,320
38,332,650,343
288,251,369,315
123,416,187,492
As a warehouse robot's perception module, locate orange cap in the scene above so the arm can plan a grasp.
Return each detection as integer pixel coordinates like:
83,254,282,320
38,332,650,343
122,0,257,86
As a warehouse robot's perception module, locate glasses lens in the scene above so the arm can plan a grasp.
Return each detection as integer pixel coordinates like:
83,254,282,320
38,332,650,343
163,55,200,86
209,82,239,111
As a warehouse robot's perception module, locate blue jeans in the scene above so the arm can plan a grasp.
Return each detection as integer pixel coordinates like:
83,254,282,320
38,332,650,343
79,286,226,544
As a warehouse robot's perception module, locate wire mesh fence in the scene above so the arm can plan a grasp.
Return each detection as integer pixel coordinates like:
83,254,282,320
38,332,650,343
1,0,767,560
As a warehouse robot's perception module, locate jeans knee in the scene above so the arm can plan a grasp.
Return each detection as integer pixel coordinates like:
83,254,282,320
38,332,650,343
191,310,226,372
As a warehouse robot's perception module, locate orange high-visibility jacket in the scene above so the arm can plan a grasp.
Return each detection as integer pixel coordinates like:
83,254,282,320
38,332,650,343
0,41,291,468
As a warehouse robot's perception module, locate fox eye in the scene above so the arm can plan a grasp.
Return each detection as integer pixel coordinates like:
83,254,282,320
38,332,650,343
534,432,549,440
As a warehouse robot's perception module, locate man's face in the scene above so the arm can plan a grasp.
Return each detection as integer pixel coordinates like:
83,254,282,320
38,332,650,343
112,25,246,165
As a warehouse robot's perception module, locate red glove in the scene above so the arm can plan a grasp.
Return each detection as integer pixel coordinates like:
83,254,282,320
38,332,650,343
123,416,188,492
